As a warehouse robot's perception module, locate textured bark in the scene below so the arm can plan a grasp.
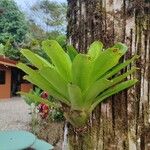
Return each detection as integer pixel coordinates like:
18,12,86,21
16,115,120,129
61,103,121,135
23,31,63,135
67,0,150,149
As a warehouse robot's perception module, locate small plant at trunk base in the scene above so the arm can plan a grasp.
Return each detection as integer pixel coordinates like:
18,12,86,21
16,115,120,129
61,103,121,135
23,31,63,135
23,88,64,121
17,40,138,128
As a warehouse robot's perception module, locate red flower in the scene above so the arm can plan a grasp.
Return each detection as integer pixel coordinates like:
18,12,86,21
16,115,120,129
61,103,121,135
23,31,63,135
38,103,49,119
40,91,49,99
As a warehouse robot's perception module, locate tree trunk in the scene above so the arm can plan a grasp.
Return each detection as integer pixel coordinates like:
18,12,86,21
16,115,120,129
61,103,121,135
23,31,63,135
67,0,150,149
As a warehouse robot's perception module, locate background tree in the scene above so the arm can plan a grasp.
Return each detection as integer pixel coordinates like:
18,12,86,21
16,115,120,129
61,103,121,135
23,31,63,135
20,0,67,62
0,0,67,60
26,21,66,45
0,0,27,44
0,44,4,55
27,21,48,41
21,21,67,63
0,0,28,60
67,0,150,149
31,0,67,33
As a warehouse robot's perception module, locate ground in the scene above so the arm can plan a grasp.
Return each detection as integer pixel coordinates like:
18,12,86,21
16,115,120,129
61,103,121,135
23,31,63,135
0,97,31,131
0,97,64,150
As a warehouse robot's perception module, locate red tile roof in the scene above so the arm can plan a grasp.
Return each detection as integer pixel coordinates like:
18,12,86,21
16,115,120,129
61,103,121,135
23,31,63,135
0,56,17,67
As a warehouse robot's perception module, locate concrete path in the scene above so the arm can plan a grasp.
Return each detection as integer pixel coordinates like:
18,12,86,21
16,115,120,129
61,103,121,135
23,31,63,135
0,97,31,131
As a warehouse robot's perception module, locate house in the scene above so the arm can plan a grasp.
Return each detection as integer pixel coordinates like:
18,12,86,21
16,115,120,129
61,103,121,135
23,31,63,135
0,56,33,99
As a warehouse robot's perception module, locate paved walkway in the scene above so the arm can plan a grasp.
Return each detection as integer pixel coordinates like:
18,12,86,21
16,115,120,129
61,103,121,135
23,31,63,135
0,97,31,131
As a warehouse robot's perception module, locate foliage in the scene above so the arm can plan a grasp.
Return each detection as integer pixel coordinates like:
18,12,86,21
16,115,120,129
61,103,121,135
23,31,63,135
22,88,64,122
51,109,64,122
27,22,48,41
17,40,138,127
26,22,66,42
31,0,67,32
0,0,28,44
0,44,4,55
0,0,28,60
0,41,20,60
20,32,67,63
17,0,67,61
23,87,41,105
3,41,21,60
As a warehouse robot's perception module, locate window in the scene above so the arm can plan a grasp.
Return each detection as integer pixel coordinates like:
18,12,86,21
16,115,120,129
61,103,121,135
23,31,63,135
145,0,149,3
0,70,5,84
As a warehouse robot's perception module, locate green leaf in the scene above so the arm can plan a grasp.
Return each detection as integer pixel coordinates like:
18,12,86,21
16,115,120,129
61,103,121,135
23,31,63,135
42,40,72,82
112,42,128,55
21,49,53,69
17,63,70,105
84,67,137,104
91,43,128,81
35,54,54,68
20,92,59,108
88,41,103,60
39,67,69,100
22,88,41,105
86,67,137,106
17,62,35,74
72,54,93,91
24,75,70,105
84,79,110,107
68,84,84,110
103,55,139,79
111,67,137,83
90,79,138,112
66,45,78,61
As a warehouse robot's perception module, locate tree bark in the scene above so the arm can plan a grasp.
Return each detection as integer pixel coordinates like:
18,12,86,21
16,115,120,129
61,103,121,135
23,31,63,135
67,0,150,149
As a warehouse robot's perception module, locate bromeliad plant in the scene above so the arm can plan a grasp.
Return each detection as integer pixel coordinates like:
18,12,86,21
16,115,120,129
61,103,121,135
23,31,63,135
17,40,138,127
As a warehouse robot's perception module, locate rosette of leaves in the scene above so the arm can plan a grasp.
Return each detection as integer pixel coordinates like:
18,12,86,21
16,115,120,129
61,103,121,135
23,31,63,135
17,40,138,127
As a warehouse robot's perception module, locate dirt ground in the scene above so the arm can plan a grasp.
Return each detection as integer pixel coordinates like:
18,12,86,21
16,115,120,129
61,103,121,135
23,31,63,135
0,97,31,131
